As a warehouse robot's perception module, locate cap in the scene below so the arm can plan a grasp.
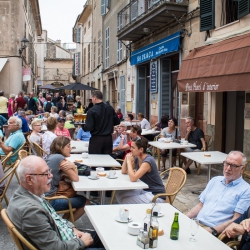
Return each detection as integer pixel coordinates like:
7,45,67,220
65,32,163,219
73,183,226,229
57,117,66,122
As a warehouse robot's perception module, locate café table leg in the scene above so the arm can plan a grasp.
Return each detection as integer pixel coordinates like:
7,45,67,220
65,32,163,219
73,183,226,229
207,164,212,183
100,191,106,205
86,191,90,200
169,149,173,168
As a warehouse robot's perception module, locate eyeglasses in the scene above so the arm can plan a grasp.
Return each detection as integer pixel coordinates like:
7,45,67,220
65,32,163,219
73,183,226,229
28,169,52,177
223,161,242,169
33,124,42,126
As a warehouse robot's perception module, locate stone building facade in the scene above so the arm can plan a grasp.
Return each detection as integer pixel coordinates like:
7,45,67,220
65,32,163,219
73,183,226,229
0,0,42,96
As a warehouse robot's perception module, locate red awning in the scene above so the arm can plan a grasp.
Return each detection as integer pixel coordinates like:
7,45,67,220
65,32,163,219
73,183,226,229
177,33,250,92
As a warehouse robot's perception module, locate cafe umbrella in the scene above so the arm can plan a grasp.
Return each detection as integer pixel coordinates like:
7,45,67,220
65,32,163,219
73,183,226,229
39,84,56,90
58,82,97,91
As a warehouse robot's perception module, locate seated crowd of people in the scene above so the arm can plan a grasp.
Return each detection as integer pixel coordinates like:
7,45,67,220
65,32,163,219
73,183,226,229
0,90,249,250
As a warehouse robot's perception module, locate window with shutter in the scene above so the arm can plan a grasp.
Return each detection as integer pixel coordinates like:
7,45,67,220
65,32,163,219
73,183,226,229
238,0,250,19
101,0,106,15
76,28,81,43
117,40,122,62
200,0,215,32
131,2,138,21
105,27,110,68
120,76,126,116
136,66,146,115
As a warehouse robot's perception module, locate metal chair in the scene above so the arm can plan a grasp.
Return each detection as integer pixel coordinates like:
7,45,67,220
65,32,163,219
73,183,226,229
1,208,37,250
32,142,49,158
0,160,20,211
44,196,76,225
242,160,250,180
152,167,187,204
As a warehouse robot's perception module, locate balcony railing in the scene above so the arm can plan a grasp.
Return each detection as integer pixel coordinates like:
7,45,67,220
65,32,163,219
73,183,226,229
117,0,187,33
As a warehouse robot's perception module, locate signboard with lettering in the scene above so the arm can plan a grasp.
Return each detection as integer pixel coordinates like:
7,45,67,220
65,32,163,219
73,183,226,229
150,61,157,93
130,31,180,66
184,81,220,92
74,52,81,76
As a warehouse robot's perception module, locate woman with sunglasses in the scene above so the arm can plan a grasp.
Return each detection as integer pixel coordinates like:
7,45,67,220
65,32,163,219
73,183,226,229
30,118,42,155
116,136,165,204
45,136,90,222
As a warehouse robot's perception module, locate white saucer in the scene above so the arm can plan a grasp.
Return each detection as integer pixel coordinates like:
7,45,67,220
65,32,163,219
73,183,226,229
157,212,164,217
107,175,118,179
115,215,132,223
88,176,99,180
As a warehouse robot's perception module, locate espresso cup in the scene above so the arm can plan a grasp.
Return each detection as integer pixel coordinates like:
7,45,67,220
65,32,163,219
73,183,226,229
96,167,104,173
82,152,89,158
90,171,97,179
119,207,130,220
109,170,116,178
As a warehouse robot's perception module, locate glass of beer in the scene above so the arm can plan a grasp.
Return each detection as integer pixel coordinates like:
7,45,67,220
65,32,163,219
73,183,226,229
83,114,87,123
74,113,79,123
78,113,83,123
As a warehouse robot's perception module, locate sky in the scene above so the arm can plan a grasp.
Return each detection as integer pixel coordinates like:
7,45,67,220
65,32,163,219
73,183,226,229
39,0,87,48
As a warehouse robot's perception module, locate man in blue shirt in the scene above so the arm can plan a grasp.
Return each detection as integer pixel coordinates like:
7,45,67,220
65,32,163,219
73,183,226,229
112,123,127,149
18,110,29,133
0,116,26,162
76,128,91,141
186,151,250,236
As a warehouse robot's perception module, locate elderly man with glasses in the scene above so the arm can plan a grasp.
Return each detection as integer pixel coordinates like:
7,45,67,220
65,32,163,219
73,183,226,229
186,151,250,237
7,156,104,250
0,116,25,162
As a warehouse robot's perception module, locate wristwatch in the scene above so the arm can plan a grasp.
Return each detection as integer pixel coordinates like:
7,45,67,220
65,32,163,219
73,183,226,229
211,227,218,237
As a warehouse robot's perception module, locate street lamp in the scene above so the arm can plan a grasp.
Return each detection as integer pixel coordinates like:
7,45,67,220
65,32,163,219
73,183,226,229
19,37,29,55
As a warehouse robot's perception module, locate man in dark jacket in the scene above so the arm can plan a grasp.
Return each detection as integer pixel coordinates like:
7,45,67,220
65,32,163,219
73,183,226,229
84,91,120,154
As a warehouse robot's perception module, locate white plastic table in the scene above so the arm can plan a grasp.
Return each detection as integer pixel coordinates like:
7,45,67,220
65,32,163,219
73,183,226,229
67,154,121,168
85,203,230,250
70,141,89,153
72,170,148,204
181,151,227,183
149,141,196,169
127,129,160,136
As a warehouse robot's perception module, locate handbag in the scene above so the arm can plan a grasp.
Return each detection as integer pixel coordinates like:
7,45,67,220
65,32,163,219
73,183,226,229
56,177,77,198
74,163,92,176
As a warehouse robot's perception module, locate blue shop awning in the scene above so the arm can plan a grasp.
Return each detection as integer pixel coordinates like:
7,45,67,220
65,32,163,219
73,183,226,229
130,31,181,66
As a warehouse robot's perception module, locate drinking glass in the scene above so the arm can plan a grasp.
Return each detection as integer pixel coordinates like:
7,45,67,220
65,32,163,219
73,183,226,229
189,218,199,242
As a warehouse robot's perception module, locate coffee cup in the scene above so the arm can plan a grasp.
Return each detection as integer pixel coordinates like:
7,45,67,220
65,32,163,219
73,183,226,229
109,170,116,178
82,152,88,158
90,171,97,179
119,207,130,220
96,167,104,173
152,204,161,214
182,140,188,145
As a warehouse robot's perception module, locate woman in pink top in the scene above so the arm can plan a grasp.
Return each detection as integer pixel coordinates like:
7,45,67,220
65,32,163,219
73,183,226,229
8,94,15,117
55,117,71,138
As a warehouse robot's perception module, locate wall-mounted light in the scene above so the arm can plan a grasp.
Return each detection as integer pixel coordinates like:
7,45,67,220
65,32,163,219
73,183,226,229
19,37,29,55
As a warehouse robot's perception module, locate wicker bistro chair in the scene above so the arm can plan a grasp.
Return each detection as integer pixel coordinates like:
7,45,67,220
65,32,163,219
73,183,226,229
18,150,30,160
1,209,37,250
32,142,49,158
243,160,250,180
1,152,13,170
218,233,240,249
152,167,187,204
0,161,20,211
44,195,76,225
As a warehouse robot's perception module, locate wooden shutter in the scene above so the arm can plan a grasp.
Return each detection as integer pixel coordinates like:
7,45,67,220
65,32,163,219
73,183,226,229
160,59,171,118
76,28,81,43
120,76,126,116
238,0,250,19
200,0,215,31
136,66,146,115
